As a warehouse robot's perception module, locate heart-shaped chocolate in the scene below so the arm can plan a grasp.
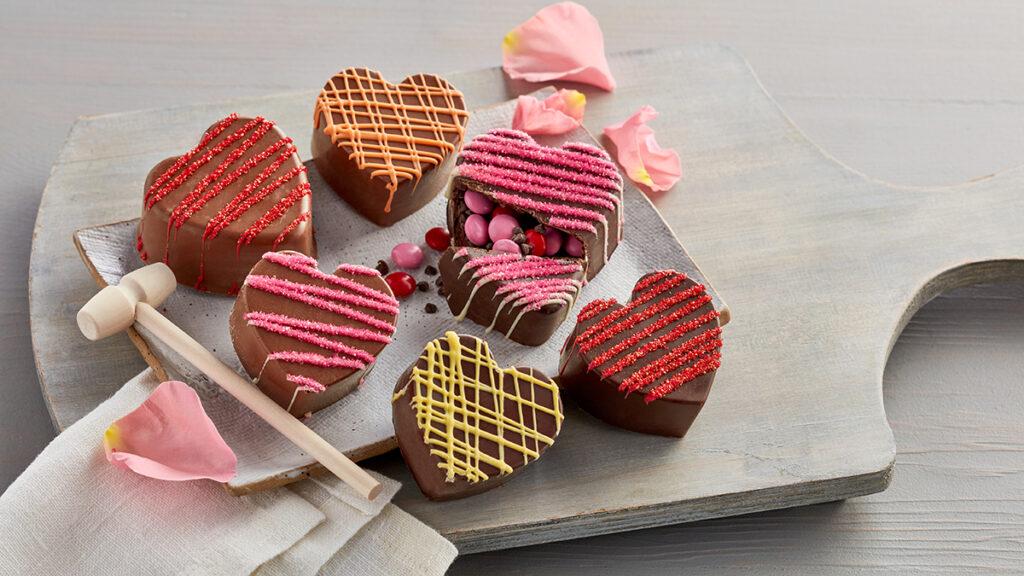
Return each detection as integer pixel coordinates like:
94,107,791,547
311,68,469,227
138,114,315,294
230,251,399,416
440,129,624,345
392,332,563,500
558,270,723,437
438,247,585,346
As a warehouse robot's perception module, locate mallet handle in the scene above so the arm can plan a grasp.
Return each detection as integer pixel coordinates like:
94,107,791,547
134,302,382,500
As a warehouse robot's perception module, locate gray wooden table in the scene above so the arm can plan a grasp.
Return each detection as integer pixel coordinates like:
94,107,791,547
3,1,1022,573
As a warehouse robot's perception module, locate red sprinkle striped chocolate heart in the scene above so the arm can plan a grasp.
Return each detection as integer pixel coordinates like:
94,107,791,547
557,270,723,437
138,114,316,294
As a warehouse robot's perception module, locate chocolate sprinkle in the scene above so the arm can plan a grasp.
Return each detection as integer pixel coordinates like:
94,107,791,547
424,265,438,276
375,260,390,275
417,281,430,292
424,303,438,314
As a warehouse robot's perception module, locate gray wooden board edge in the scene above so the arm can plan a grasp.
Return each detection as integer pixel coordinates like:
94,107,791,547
70,90,726,494
30,44,1024,553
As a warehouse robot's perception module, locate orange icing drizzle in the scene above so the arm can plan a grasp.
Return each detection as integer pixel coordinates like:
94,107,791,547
313,68,469,212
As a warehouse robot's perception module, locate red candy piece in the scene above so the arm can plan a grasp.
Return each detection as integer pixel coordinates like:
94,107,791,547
385,272,417,299
492,205,515,218
524,229,546,256
425,227,451,251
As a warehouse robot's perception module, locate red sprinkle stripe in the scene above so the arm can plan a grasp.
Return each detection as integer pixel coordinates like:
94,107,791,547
572,270,723,402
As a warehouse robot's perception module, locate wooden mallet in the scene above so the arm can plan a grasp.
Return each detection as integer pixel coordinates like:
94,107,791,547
76,262,382,500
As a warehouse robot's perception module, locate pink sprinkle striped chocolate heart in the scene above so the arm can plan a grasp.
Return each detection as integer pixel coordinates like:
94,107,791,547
440,129,624,346
229,251,399,416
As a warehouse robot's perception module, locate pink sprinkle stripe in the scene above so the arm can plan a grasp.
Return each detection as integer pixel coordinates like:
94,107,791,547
457,151,619,210
244,314,375,365
475,130,621,181
269,351,366,371
245,275,398,332
460,252,582,313
262,251,397,307
456,129,622,245
245,311,392,343
286,374,327,394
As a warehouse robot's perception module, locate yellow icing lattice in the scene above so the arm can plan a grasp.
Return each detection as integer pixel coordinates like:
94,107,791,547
393,332,563,483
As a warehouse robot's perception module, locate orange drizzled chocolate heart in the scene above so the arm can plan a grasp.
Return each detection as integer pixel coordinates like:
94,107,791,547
311,68,469,227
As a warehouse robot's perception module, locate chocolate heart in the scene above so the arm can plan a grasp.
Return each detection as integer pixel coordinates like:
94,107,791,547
392,332,563,500
138,114,315,294
437,247,585,346
558,270,723,437
229,251,399,416
441,129,624,345
311,68,469,227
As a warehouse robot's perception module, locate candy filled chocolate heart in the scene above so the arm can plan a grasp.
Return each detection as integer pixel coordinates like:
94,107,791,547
438,247,585,346
138,114,315,294
230,251,399,416
441,129,624,345
312,68,469,227
558,270,722,437
392,332,563,500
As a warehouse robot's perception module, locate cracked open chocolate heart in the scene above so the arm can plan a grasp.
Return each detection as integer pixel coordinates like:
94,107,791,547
229,251,399,416
392,332,564,500
558,270,723,437
440,129,624,345
311,68,469,227
138,114,315,294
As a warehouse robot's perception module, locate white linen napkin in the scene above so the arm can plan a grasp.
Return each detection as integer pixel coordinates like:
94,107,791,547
0,369,457,576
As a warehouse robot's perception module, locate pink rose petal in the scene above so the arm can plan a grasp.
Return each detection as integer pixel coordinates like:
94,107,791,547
502,2,616,91
603,105,682,192
512,89,587,135
103,381,237,482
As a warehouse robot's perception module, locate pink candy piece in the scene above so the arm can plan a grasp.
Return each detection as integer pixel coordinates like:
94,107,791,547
488,213,520,242
391,242,424,268
465,214,489,246
566,235,584,257
543,228,563,256
493,238,522,255
464,189,495,214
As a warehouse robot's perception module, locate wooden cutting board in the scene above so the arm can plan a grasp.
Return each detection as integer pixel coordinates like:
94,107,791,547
29,45,1024,553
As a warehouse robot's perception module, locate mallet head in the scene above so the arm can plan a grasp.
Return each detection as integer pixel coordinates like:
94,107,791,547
77,263,177,341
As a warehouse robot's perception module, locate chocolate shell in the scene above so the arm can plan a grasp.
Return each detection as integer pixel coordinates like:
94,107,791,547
138,114,315,294
311,68,469,227
438,247,585,346
558,270,723,438
229,251,399,416
392,332,563,500
441,129,624,345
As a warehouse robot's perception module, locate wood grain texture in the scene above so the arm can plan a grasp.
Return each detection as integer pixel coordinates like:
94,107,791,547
37,43,1011,553
452,283,1024,574
8,0,1024,572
